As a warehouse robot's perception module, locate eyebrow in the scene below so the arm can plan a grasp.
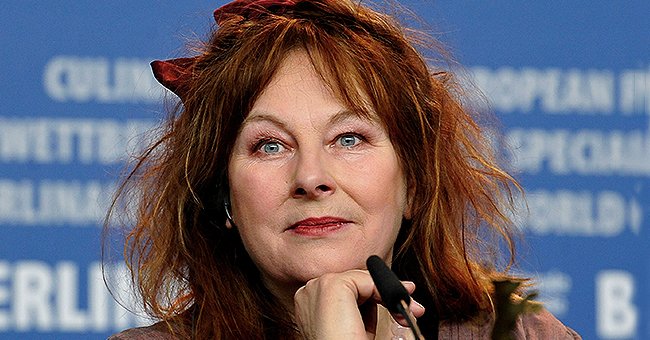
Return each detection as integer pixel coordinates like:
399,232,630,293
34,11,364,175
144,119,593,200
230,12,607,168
242,112,288,129
329,109,379,125
243,109,379,128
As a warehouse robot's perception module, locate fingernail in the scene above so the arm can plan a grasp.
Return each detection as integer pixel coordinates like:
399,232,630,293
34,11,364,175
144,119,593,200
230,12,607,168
402,281,415,289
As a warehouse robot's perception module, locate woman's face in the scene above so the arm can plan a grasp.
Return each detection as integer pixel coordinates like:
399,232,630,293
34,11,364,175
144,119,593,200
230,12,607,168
228,50,409,298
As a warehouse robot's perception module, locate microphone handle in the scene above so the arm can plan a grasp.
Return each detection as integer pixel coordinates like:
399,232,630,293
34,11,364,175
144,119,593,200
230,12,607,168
366,255,425,339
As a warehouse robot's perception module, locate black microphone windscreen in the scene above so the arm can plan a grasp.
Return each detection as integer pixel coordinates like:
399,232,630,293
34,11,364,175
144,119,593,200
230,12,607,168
366,255,410,314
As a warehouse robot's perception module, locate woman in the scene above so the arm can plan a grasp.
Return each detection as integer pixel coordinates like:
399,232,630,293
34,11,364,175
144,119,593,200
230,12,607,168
108,0,580,338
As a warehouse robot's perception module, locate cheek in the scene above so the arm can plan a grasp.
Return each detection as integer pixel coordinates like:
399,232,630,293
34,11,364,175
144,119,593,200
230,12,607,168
229,164,287,225
348,155,407,212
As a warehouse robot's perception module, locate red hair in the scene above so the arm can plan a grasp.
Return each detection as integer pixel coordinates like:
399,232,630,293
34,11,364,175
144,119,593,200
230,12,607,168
106,0,522,338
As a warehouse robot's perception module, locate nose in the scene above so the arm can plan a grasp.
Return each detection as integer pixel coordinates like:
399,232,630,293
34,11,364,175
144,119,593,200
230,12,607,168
291,151,336,199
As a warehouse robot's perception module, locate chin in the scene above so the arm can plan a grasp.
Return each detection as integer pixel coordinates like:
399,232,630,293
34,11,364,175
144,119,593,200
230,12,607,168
260,245,395,289
292,253,369,281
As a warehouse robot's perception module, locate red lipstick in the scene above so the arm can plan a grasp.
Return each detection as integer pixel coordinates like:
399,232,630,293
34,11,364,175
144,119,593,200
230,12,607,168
288,217,351,236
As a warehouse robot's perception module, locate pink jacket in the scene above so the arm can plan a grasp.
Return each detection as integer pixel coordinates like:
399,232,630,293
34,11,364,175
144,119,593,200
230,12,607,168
110,308,580,339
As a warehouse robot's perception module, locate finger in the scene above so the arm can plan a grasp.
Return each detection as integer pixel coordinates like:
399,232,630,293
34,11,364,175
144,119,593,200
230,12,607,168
344,273,424,333
295,269,380,311
338,269,381,304
392,298,426,327
328,272,423,320
294,270,379,338
402,281,415,294
398,281,424,318
410,299,425,317
365,280,415,305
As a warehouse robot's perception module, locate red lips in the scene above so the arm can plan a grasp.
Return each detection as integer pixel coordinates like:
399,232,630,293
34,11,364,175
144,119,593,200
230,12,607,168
288,217,351,236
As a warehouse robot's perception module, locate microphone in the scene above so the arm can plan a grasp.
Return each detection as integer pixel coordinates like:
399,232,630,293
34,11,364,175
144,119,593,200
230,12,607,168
366,255,425,339
366,255,410,313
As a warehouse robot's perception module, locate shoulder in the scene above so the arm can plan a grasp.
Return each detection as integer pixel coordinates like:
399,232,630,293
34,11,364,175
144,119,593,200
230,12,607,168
512,308,581,339
440,308,581,339
108,322,177,340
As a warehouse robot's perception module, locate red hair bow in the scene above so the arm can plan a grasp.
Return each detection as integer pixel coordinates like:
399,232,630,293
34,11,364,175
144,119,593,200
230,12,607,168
214,0,299,25
151,0,300,100
150,57,195,100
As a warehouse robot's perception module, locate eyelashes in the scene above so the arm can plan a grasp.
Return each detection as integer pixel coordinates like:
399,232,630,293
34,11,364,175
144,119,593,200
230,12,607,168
334,133,365,148
250,132,368,156
253,138,285,155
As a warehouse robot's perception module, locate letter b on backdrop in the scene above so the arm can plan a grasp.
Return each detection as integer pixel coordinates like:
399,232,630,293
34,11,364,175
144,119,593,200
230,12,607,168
596,271,637,339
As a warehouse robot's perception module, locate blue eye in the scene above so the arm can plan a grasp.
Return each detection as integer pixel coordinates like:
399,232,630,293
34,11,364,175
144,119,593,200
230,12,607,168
261,141,283,154
338,134,361,147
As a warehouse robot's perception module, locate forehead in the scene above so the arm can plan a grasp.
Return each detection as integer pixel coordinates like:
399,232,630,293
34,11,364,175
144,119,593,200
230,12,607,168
254,50,332,104
246,49,379,125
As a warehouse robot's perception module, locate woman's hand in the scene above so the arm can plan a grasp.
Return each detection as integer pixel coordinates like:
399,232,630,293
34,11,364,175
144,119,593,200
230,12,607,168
293,269,425,339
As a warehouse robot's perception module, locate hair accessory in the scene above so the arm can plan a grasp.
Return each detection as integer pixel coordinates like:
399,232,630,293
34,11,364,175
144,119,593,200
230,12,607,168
213,0,299,25
150,57,196,100
151,0,301,100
